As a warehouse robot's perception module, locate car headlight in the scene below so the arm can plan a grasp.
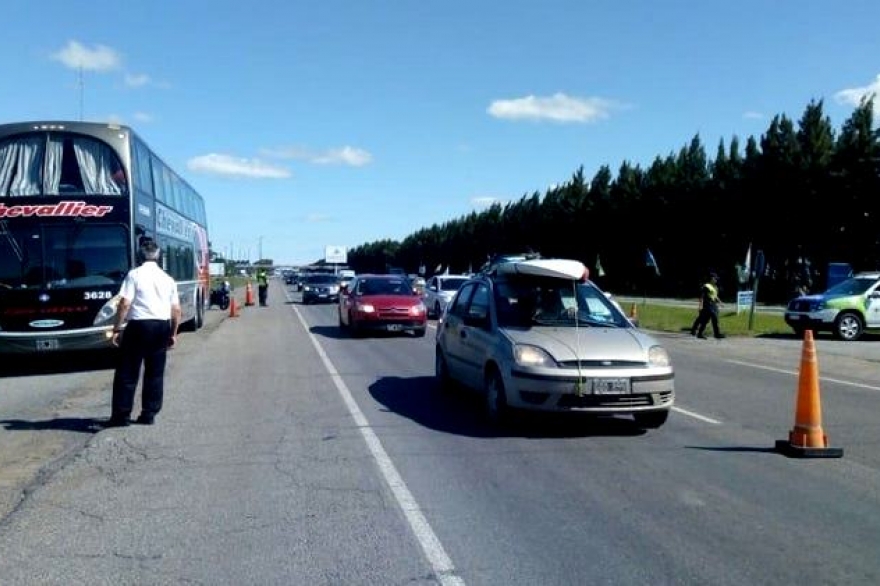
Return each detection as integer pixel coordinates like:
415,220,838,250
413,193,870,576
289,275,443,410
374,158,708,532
303,286,312,292
94,295,121,326
410,303,426,316
514,344,556,367
357,303,375,313
648,345,671,367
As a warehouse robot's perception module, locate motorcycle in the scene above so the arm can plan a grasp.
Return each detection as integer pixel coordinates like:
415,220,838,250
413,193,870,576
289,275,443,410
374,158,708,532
209,281,231,310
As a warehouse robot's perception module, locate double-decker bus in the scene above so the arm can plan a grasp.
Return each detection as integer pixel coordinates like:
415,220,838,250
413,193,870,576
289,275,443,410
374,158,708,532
0,121,210,354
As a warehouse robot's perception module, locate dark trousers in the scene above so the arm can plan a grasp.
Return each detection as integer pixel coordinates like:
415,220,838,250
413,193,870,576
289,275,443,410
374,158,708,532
112,319,171,418
691,307,721,337
258,284,268,306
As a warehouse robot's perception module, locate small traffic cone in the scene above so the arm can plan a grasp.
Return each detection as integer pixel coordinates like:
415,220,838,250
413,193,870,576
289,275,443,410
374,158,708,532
628,302,639,326
245,281,255,306
775,330,843,458
228,296,239,318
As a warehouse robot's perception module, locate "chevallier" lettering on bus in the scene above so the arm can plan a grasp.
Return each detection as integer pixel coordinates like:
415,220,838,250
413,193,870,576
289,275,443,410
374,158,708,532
0,201,113,218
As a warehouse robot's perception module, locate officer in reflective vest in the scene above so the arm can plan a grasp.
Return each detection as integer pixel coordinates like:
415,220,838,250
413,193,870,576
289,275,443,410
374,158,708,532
690,273,725,339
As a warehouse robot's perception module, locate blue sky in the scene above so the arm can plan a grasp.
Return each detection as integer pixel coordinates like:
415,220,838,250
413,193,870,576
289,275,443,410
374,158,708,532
3,1,879,265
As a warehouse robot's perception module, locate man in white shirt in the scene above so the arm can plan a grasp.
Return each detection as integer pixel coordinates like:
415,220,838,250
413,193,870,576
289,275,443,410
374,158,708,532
106,239,182,427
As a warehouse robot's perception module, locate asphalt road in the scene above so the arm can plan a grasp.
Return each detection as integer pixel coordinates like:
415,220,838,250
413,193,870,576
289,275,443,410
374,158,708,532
1,279,879,585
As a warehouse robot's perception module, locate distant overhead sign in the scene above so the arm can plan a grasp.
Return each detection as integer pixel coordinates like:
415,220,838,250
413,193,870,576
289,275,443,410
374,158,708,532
325,245,347,264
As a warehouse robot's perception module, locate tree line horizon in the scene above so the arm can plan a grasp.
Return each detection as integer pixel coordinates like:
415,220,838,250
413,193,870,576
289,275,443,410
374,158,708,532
346,96,879,304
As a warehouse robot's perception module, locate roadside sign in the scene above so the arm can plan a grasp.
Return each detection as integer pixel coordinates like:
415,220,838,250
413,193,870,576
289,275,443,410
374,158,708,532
736,290,754,314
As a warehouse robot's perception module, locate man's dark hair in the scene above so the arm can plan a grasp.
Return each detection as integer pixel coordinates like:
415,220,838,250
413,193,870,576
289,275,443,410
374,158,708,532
140,239,160,261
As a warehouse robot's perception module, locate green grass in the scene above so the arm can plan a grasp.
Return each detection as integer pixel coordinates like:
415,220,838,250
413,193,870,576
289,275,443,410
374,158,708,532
632,303,791,337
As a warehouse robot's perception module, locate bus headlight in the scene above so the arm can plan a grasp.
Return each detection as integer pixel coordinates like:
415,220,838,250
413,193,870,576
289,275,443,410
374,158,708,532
93,295,121,326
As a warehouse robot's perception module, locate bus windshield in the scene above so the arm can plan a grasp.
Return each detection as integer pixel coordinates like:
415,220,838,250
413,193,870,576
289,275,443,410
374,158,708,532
0,220,128,290
0,133,127,197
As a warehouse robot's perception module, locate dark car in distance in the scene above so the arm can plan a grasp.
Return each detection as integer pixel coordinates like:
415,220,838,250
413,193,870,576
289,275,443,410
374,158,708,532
301,273,341,304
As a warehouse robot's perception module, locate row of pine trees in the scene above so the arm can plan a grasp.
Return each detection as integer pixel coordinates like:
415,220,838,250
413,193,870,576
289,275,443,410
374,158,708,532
347,97,879,304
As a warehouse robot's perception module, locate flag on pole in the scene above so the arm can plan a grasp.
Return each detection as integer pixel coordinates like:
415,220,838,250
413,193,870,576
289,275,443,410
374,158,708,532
645,248,660,276
595,254,606,278
743,243,752,277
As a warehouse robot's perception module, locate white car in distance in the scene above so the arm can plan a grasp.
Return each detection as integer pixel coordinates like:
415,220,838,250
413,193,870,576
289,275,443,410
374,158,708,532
424,274,470,318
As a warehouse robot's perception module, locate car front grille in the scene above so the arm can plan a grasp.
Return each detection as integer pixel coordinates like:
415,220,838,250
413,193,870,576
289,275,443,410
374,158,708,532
557,390,673,409
376,307,413,318
557,359,645,368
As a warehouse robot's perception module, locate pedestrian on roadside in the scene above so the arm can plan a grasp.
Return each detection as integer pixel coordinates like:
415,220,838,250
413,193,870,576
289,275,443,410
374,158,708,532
257,267,269,307
106,239,181,427
690,272,725,339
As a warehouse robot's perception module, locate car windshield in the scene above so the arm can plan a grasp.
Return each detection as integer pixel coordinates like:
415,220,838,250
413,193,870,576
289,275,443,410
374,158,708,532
359,278,412,296
824,276,877,296
440,277,468,291
493,275,628,328
306,274,338,285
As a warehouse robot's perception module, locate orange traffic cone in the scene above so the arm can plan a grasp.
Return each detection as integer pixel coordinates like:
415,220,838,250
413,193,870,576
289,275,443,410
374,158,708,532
628,302,639,326
228,296,239,317
245,281,255,306
775,330,843,458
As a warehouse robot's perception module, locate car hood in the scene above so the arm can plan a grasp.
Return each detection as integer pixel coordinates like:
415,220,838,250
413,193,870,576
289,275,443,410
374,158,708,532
501,325,656,362
360,295,422,307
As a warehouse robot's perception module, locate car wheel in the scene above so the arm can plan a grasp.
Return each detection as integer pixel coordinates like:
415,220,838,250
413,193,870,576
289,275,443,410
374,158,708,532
484,368,508,425
338,309,345,328
633,410,669,429
791,326,805,338
434,301,442,318
435,347,454,393
414,327,427,338
349,312,363,337
834,311,863,341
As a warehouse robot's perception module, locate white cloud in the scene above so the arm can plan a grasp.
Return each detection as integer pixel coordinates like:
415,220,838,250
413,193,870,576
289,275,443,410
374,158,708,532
471,196,503,208
132,112,153,123
124,73,151,88
834,74,880,114
51,40,121,72
187,154,291,179
743,111,764,120
263,145,373,167
488,92,618,123
312,146,372,166
305,213,332,223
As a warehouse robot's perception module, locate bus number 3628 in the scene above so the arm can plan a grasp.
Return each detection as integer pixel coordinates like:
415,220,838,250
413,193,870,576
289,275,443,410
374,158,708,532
84,291,114,300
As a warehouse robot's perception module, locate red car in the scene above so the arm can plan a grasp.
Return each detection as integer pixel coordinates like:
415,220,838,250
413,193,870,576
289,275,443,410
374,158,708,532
339,274,427,337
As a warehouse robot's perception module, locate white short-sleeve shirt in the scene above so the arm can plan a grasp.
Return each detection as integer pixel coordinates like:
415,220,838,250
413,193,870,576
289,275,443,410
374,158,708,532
118,261,180,320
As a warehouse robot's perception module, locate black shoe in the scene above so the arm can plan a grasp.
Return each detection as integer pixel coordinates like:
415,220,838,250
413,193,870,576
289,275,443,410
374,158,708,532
697,334,708,339
135,414,155,425
715,334,726,339
104,416,130,428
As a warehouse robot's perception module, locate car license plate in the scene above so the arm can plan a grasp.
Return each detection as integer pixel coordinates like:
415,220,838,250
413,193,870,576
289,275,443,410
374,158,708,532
386,324,402,331
788,315,800,320
592,378,630,394
35,339,59,351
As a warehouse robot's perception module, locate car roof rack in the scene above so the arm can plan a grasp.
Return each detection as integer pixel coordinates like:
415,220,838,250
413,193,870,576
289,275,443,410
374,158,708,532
479,251,542,275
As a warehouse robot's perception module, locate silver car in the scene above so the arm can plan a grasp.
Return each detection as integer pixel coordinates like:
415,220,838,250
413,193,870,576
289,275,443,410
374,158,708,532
434,258,674,428
424,274,470,318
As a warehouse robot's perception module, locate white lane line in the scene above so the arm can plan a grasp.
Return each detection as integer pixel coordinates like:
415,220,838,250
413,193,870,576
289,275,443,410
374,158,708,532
292,305,466,586
726,359,880,391
672,406,721,425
